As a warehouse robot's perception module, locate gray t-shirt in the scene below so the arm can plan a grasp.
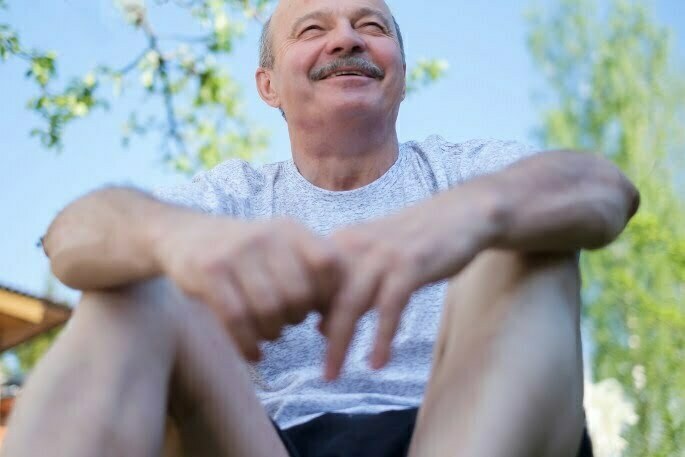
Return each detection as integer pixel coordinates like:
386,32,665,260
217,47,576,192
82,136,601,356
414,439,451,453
154,135,538,430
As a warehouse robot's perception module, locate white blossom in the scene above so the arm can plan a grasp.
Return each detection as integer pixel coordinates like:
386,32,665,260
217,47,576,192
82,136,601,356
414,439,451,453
140,70,154,88
628,334,640,350
83,72,96,88
114,0,146,25
214,13,229,33
632,365,646,391
584,377,638,457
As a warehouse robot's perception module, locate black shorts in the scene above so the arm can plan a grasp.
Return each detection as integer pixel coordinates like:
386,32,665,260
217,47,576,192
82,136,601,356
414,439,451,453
271,407,594,457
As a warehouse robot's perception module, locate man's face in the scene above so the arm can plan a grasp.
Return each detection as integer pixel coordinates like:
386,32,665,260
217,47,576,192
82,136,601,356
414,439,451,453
259,0,406,123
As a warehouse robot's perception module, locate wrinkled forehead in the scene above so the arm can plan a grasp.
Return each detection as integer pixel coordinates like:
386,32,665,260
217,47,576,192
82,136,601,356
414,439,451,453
271,0,394,39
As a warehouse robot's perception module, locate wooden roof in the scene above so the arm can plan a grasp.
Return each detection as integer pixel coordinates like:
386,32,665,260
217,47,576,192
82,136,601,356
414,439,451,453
0,284,72,352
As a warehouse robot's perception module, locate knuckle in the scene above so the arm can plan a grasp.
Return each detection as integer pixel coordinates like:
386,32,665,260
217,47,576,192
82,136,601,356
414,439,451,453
395,250,418,276
409,245,431,272
246,230,271,250
190,249,230,276
369,242,393,263
310,244,342,274
224,307,248,328
285,281,312,307
253,299,284,325
203,257,230,276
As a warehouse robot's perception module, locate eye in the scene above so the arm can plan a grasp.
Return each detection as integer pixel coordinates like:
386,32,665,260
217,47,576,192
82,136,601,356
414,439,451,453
300,24,323,36
360,22,385,31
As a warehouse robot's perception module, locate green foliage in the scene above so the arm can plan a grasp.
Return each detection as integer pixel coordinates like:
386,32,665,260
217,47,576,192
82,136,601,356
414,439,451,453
406,58,449,94
0,24,19,60
1,0,447,173
28,71,109,149
527,0,685,455
0,4,106,151
12,327,63,373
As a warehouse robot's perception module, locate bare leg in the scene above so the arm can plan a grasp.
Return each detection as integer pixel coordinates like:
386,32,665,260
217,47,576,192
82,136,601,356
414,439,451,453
408,250,585,457
1,278,289,457
164,278,288,457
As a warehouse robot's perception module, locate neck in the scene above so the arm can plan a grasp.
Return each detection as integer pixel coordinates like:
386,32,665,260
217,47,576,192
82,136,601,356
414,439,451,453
287,115,400,191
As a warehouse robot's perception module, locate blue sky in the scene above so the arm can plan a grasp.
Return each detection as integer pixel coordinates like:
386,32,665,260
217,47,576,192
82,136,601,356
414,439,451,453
0,0,683,304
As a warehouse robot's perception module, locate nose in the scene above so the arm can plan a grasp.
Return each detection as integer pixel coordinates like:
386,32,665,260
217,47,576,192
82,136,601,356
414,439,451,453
324,20,367,57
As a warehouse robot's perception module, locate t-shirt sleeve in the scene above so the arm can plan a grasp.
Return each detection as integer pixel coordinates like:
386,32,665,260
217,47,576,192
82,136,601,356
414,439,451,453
457,138,541,182
151,159,263,217
419,135,542,187
152,173,235,215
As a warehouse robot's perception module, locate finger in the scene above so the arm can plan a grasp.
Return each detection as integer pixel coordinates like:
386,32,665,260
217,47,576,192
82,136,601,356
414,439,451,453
299,236,344,313
210,280,262,362
317,313,330,337
370,276,413,370
234,256,285,341
324,265,382,381
265,241,314,325
226,312,262,362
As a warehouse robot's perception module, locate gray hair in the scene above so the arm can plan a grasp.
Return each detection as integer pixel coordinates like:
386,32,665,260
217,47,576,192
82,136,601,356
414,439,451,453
259,15,406,69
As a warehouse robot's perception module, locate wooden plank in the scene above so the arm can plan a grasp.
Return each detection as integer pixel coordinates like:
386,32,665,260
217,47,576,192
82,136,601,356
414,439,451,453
0,290,45,324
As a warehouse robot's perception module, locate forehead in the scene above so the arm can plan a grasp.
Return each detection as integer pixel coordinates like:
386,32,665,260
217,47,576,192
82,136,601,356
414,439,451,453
271,0,393,34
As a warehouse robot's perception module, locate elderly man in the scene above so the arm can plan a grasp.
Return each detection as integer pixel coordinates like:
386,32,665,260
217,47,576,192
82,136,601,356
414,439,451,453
2,0,638,456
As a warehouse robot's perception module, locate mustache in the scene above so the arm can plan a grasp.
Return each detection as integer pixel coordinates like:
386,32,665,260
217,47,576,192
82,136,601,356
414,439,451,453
309,56,385,81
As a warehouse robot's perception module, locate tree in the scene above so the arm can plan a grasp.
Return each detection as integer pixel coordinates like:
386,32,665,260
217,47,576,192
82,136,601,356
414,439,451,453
0,0,447,173
527,0,685,455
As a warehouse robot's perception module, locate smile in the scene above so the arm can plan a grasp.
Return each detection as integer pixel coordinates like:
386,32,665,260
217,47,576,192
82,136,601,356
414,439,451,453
325,71,370,78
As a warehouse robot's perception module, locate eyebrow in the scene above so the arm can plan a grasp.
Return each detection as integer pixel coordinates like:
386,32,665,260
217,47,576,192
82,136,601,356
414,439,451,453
289,7,393,37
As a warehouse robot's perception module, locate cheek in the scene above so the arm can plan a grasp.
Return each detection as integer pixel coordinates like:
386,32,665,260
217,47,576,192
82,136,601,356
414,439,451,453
279,43,320,86
371,42,405,80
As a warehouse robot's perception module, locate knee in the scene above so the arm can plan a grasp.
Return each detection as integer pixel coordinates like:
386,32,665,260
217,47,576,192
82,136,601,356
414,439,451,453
446,249,580,317
458,249,578,287
71,277,183,346
440,249,584,385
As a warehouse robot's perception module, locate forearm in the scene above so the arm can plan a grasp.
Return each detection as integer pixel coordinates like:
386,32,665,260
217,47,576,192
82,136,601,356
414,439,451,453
478,150,640,252
43,187,192,290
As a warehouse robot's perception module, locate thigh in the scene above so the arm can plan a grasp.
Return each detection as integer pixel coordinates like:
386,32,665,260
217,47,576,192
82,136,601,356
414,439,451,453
158,277,290,457
410,250,585,457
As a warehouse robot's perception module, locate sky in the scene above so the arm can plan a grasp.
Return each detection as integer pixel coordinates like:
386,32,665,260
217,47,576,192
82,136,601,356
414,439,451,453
0,0,683,304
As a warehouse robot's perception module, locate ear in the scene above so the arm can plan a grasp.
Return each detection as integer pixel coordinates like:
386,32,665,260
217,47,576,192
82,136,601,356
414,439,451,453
255,68,281,109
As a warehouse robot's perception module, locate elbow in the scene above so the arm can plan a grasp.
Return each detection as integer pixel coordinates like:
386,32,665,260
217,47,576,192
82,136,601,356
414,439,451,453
42,191,104,290
588,156,641,247
43,219,79,289
607,174,640,242
49,254,79,290
47,238,98,291
623,175,641,220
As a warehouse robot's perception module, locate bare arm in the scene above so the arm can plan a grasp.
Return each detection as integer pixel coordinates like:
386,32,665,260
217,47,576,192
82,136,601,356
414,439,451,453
483,150,640,252
320,150,640,376
43,186,344,360
42,186,193,290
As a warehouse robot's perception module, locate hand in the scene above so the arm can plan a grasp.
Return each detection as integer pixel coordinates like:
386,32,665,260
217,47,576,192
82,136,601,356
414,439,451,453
155,213,343,361
321,190,496,380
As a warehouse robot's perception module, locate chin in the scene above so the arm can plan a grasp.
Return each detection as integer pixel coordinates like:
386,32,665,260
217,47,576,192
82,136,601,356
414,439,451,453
323,95,384,119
